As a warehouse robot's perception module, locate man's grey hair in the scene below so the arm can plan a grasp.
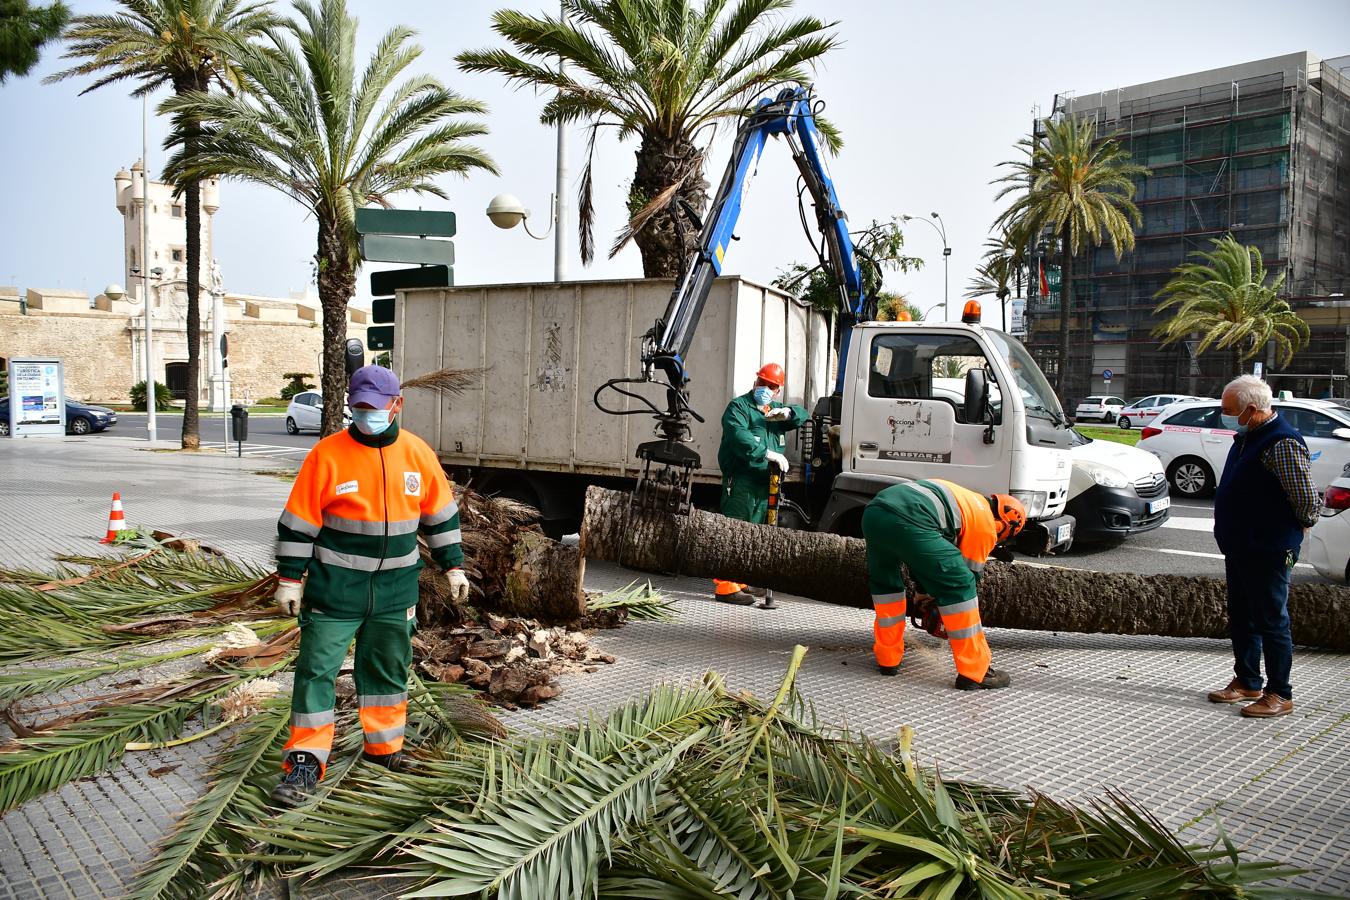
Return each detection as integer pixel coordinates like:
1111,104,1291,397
1224,374,1272,411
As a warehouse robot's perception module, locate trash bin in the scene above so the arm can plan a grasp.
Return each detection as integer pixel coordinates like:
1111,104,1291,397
230,404,248,443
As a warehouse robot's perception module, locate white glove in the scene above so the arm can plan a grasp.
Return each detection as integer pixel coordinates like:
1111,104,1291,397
765,450,789,474
446,568,471,604
275,578,303,617
764,407,793,422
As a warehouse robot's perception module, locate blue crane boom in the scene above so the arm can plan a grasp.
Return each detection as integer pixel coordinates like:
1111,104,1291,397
595,86,870,514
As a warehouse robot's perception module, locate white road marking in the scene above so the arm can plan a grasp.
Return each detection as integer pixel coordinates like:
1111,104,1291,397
1153,547,1315,569
1159,516,1216,533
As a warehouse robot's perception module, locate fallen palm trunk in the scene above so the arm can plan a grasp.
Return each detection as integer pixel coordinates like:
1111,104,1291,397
580,485,1350,649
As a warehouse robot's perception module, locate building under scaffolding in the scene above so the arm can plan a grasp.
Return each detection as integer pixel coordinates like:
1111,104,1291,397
1023,52,1350,403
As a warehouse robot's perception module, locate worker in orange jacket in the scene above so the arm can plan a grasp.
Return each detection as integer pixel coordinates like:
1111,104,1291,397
269,365,468,806
861,480,1025,689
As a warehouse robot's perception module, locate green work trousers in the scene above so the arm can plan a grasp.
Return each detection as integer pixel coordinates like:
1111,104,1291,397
282,604,416,773
721,474,769,524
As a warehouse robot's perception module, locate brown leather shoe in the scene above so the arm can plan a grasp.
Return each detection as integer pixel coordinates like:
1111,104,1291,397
1207,679,1263,704
1240,692,1293,718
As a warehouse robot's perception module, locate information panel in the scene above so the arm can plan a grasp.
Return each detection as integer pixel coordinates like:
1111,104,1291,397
7,357,65,437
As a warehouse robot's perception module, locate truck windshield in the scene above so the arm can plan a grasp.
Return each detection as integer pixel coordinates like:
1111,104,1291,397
985,330,1066,425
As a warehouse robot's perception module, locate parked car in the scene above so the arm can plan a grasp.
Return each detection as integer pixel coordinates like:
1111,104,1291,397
1138,398,1350,498
1116,394,1204,430
1074,395,1126,424
1308,464,1350,583
285,391,351,434
1065,428,1170,541
0,396,117,437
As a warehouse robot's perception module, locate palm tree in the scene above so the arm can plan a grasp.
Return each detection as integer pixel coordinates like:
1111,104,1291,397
161,0,496,436
48,0,278,450
0,0,69,82
458,0,839,277
875,291,921,322
966,231,1027,331
995,114,1145,399
1153,235,1307,376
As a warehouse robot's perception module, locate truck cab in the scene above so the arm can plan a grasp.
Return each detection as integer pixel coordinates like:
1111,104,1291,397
815,319,1076,552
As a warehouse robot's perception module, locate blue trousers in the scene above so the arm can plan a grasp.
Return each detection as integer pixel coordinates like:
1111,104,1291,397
1223,551,1295,700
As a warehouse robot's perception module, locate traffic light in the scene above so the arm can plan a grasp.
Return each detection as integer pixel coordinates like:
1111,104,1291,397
358,208,456,353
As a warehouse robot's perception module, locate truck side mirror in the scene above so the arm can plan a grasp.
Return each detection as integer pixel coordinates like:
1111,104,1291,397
964,368,990,425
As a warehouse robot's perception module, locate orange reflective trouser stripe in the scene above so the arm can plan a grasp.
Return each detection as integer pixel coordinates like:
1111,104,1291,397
713,579,747,595
939,598,990,682
359,693,408,755
872,596,907,667
283,710,335,776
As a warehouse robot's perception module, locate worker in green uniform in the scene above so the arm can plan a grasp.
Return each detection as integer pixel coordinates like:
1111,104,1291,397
714,362,808,603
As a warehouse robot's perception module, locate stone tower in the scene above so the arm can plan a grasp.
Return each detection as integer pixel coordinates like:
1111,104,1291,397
113,162,220,306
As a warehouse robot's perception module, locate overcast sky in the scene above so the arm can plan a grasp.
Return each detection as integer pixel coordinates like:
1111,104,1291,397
2,0,1347,325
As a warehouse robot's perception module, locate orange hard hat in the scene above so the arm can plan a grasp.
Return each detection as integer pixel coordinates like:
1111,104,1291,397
990,493,1026,543
756,362,785,387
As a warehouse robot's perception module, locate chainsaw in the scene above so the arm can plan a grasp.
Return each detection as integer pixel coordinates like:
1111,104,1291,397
908,592,947,639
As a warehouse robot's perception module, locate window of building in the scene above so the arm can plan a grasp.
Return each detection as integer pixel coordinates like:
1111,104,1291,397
129,247,137,270
171,249,184,262
171,205,183,218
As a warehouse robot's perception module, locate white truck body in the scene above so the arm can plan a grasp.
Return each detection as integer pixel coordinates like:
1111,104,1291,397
393,277,833,483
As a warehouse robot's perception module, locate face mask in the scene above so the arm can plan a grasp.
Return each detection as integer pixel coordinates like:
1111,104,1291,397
1221,412,1248,435
753,387,774,407
353,408,393,436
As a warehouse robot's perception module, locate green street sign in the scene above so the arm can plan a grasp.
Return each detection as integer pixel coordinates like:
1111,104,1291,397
372,298,394,324
355,208,456,238
370,264,453,297
367,325,395,350
361,234,456,266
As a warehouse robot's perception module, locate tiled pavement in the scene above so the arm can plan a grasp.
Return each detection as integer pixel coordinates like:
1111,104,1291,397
1,436,1347,898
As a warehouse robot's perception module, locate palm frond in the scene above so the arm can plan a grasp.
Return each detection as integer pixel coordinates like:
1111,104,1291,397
586,581,674,621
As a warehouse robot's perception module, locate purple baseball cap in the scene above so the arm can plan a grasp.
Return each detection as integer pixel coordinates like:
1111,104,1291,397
348,365,401,408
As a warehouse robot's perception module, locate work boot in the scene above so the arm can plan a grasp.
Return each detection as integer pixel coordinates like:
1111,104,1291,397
954,668,1012,690
1240,692,1293,718
878,664,900,677
714,590,757,606
270,751,321,807
1207,679,1263,704
362,750,408,772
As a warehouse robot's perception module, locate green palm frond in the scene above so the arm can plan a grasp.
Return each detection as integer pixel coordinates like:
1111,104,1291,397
1152,235,1306,368
0,645,205,706
128,695,291,900
586,580,674,620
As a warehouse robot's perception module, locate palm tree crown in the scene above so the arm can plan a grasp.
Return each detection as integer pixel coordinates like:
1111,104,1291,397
994,114,1145,396
162,0,496,434
458,0,839,276
1153,234,1307,373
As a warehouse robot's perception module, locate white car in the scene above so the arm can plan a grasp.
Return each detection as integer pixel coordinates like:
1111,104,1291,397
285,391,351,434
1065,428,1170,541
1138,398,1350,498
1116,394,1204,430
1308,466,1350,583
1074,395,1126,424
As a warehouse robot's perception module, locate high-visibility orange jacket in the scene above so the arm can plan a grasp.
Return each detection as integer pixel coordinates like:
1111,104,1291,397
871,478,999,578
275,422,462,617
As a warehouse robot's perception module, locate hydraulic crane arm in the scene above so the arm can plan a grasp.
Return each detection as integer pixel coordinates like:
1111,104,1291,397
594,86,868,514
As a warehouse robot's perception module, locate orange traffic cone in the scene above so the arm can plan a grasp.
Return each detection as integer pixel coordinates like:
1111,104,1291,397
99,492,129,543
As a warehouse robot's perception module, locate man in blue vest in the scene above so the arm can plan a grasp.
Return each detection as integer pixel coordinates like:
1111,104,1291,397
1209,375,1320,718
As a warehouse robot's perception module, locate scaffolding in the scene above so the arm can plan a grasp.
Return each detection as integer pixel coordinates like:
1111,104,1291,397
1024,59,1350,402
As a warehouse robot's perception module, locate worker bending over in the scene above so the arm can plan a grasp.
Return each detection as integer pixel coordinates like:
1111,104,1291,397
862,480,1025,689
269,365,470,806
713,362,807,604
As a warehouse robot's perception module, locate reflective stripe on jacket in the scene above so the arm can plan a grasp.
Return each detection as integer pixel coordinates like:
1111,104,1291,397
895,479,999,578
275,421,462,616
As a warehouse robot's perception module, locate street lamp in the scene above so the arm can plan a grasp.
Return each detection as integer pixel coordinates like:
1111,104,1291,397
902,212,950,319
129,264,163,440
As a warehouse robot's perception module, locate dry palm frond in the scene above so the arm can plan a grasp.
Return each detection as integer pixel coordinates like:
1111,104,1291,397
608,170,697,260
400,366,487,396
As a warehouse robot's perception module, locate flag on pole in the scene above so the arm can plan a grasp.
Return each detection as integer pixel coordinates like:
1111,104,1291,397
1038,259,1049,298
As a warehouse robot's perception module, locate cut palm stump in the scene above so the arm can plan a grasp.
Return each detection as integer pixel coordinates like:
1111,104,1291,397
580,485,1350,649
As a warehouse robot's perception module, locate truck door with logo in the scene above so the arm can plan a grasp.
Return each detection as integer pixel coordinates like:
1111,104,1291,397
845,330,1012,495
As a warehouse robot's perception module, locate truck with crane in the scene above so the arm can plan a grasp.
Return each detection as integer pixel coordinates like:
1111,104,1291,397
391,86,1078,552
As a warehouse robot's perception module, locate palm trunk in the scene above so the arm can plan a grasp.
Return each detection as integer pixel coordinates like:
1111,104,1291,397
630,131,708,277
176,76,208,450
579,486,1350,648
1057,225,1072,399
316,219,356,436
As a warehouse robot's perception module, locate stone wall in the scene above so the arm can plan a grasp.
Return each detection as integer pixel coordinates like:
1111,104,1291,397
227,320,325,402
0,310,136,401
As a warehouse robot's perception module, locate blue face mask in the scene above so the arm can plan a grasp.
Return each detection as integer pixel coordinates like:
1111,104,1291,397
1220,413,1247,435
352,407,393,436
753,386,775,407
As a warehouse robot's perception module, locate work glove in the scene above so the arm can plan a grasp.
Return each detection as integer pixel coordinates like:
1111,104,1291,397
446,568,471,604
765,450,789,474
275,577,303,617
764,407,794,422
